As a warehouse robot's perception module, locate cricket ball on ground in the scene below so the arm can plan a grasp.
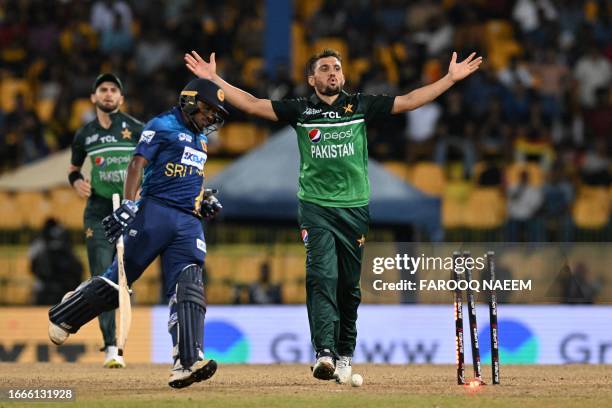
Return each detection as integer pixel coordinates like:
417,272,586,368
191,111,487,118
351,373,363,387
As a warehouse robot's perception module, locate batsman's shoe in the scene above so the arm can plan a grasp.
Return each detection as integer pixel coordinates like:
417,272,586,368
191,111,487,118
48,323,69,345
103,346,126,368
168,359,218,389
312,349,335,381
48,290,75,345
334,356,352,384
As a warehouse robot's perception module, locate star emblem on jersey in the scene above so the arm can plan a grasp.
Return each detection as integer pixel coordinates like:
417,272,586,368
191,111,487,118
85,228,94,238
357,235,366,247
121,128,132,139
343,104,353,114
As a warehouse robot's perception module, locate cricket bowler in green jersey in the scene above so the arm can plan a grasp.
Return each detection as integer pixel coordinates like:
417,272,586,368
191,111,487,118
68,73,143,368
185,48,482,382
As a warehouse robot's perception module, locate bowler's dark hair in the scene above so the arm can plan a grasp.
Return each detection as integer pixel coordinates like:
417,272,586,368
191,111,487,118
306,49,342,76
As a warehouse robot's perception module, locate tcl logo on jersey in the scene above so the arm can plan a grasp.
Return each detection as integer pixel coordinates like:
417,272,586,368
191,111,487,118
321,111,341,119
99,135,118,143
181,146,207,170
308,129,322,143
308,128,353,143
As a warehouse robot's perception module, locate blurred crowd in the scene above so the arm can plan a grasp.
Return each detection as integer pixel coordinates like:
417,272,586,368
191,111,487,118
0,0,267,167
0,0,610,240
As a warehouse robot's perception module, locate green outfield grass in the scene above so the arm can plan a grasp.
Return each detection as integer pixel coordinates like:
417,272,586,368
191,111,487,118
2,363,612,408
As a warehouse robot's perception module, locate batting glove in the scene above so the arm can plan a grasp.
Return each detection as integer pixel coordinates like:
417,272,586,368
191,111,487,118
102,200,138,243
201,193,222,220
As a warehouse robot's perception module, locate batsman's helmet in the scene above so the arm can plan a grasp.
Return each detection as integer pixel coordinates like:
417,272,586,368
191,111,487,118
179,78,229,120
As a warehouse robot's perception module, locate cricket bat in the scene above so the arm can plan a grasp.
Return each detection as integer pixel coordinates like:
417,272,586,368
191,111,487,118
112,193,132,357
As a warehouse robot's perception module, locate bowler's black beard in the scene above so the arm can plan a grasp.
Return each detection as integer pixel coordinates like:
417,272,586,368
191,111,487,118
96,101,119,113
320,85,342,96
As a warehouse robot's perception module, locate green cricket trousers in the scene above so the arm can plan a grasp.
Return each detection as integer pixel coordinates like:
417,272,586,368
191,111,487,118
83,194,116,348
298,200,369,357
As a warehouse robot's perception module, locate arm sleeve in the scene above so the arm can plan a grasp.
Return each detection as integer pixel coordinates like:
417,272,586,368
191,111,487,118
360,94,396,122
70,129,87,166
271,99,302,126
134,118,167,162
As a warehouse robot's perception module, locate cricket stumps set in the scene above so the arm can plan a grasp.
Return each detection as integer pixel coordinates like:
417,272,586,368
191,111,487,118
453,250,500,386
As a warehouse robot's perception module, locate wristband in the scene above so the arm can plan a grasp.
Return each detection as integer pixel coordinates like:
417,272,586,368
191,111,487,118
68,170,84,186
121,199,138,213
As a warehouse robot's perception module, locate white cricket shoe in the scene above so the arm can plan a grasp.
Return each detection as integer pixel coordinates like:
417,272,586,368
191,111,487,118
334,356,352,384
48,323,70,345
312,349,335,380
168,359,218,389
103,346,126,368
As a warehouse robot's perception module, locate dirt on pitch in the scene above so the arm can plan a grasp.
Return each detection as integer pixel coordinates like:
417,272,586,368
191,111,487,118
2,363,612,408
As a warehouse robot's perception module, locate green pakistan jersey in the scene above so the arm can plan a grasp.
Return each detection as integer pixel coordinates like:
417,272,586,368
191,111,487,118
271,91,395,207
71,111,143,199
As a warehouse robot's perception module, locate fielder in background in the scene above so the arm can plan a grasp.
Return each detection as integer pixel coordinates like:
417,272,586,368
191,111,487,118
67,73,143,368
49,78,227,389
185,48,482,383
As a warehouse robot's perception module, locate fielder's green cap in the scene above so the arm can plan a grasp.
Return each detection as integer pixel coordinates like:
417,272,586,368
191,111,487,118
92,73,123,93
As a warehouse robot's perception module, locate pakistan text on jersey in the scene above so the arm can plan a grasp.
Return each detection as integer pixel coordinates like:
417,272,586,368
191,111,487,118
311,143,355,159
99,170,127,183
164,162,205,178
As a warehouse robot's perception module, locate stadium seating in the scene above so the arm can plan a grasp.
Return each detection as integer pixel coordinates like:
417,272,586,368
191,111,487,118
282,282,306,304
573,186,610,229
347,57,370,85
68,98,94,132
464,187,507,229
410,162,446,197
382,161,411,183
312,38,348,62
204,159,231,180
206,282,235,304
484,20,522,71
0,77,30,112
49,187,86,229
505,162,546,187
376,45,399,84
36,98,56,123
296,0,323,20
0,192,24,230
0,256,31,305
241,58,264,88
219,123,267,154
441,181,472,229
291,22,309,82
14,191,53,229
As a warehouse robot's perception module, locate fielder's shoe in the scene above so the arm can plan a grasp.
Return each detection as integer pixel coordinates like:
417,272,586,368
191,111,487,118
48,291,75,345
312,349,335,381
334,355,352,384
168,359,218,389
103,346,126,368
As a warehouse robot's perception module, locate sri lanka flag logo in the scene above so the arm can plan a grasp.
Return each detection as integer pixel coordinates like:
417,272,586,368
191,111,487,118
308,128,322,143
